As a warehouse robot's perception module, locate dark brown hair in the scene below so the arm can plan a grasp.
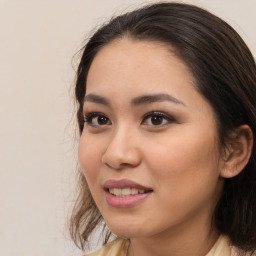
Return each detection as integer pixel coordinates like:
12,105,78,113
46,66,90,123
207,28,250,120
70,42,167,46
70,2,256,253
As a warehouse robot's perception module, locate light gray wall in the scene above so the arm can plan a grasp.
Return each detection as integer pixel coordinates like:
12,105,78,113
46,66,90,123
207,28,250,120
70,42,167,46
0,1,255,255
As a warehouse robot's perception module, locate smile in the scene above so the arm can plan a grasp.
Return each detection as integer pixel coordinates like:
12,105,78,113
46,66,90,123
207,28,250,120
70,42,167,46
104,179,153,208
109,188,148,197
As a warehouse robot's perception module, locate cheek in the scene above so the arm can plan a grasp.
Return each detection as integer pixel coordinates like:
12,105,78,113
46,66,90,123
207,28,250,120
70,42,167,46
78,134,107,210
78,134,102,183
144,128,221,191
143,134,222,224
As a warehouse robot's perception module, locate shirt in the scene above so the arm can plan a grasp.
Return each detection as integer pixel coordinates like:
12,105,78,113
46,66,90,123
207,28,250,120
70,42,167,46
84,235,234,256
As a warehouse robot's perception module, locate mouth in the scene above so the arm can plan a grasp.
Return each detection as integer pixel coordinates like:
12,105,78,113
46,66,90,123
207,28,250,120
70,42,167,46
108,187,152,197
103,179,153,208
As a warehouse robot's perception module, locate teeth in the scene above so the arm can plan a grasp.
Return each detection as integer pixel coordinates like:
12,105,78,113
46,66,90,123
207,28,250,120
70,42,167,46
109,188,146,197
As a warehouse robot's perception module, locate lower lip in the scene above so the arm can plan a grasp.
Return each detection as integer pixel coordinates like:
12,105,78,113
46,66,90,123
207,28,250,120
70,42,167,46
105,190,152,208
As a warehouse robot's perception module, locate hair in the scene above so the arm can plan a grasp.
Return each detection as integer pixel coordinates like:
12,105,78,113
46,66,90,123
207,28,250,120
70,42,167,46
70,2,256,253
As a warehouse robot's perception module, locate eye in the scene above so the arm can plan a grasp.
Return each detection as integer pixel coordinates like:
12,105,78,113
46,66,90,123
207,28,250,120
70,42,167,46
84,112,111,127
142,112,174,126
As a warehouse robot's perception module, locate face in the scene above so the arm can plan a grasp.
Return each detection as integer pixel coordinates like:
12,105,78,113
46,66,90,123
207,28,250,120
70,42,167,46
79,38,225,240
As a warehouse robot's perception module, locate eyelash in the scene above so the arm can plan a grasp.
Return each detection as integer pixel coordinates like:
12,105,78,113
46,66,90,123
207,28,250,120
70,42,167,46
83,112,111,127
83,111,175,127
142,111,175,126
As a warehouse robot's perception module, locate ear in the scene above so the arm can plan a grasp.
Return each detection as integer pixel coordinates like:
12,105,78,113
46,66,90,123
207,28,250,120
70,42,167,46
220,125,253,178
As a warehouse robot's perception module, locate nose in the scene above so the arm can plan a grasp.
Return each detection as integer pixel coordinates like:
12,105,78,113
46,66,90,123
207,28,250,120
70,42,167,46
101,126,141,170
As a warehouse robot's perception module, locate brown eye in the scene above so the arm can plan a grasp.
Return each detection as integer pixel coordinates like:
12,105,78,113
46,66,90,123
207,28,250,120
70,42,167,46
142,112,174,126
96,116,109,125
84,113,111,127
151,115,164,125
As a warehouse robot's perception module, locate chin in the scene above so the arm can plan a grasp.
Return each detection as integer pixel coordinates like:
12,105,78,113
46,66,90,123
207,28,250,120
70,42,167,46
105,218,149,239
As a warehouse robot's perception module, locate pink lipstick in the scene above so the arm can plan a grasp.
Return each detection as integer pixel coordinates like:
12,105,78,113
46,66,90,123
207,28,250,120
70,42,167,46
103,179,153,208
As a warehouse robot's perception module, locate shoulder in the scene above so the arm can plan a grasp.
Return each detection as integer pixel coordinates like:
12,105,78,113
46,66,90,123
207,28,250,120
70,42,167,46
83,238,129,256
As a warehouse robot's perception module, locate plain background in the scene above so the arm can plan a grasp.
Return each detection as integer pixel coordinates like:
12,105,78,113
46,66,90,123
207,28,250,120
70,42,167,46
0,0,255,255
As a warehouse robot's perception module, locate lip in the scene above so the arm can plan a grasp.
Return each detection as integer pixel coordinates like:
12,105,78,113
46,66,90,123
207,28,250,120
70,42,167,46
103,179,153,208
103,179,152,190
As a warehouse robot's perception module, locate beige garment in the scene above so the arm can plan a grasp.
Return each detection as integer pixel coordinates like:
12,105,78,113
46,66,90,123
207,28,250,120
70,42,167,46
84,238,129,256
206,235,230,256
84,235,232,256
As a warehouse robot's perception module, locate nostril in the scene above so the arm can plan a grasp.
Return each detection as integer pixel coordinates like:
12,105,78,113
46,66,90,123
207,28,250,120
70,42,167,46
104,162,122,170
101,136,142,169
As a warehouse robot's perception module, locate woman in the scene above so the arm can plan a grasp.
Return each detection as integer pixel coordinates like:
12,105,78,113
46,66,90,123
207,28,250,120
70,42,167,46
70,2,256,256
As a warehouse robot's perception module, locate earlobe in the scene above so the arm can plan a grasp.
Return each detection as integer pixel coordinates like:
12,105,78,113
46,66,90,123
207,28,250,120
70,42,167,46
220,125,253,179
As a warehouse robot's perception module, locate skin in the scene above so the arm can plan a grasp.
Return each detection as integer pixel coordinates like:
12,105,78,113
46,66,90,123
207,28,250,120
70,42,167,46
79,38,239,256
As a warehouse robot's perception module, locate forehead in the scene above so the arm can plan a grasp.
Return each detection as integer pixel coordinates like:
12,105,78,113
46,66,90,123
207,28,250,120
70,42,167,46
86,38,196,96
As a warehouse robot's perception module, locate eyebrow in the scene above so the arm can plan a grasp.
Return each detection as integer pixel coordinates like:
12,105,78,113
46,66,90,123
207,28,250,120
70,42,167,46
83,94,110,106
83,93,185,107
131,93,185,106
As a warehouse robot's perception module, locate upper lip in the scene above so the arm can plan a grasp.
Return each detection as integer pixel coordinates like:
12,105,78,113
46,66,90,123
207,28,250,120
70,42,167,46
103,179,153,191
